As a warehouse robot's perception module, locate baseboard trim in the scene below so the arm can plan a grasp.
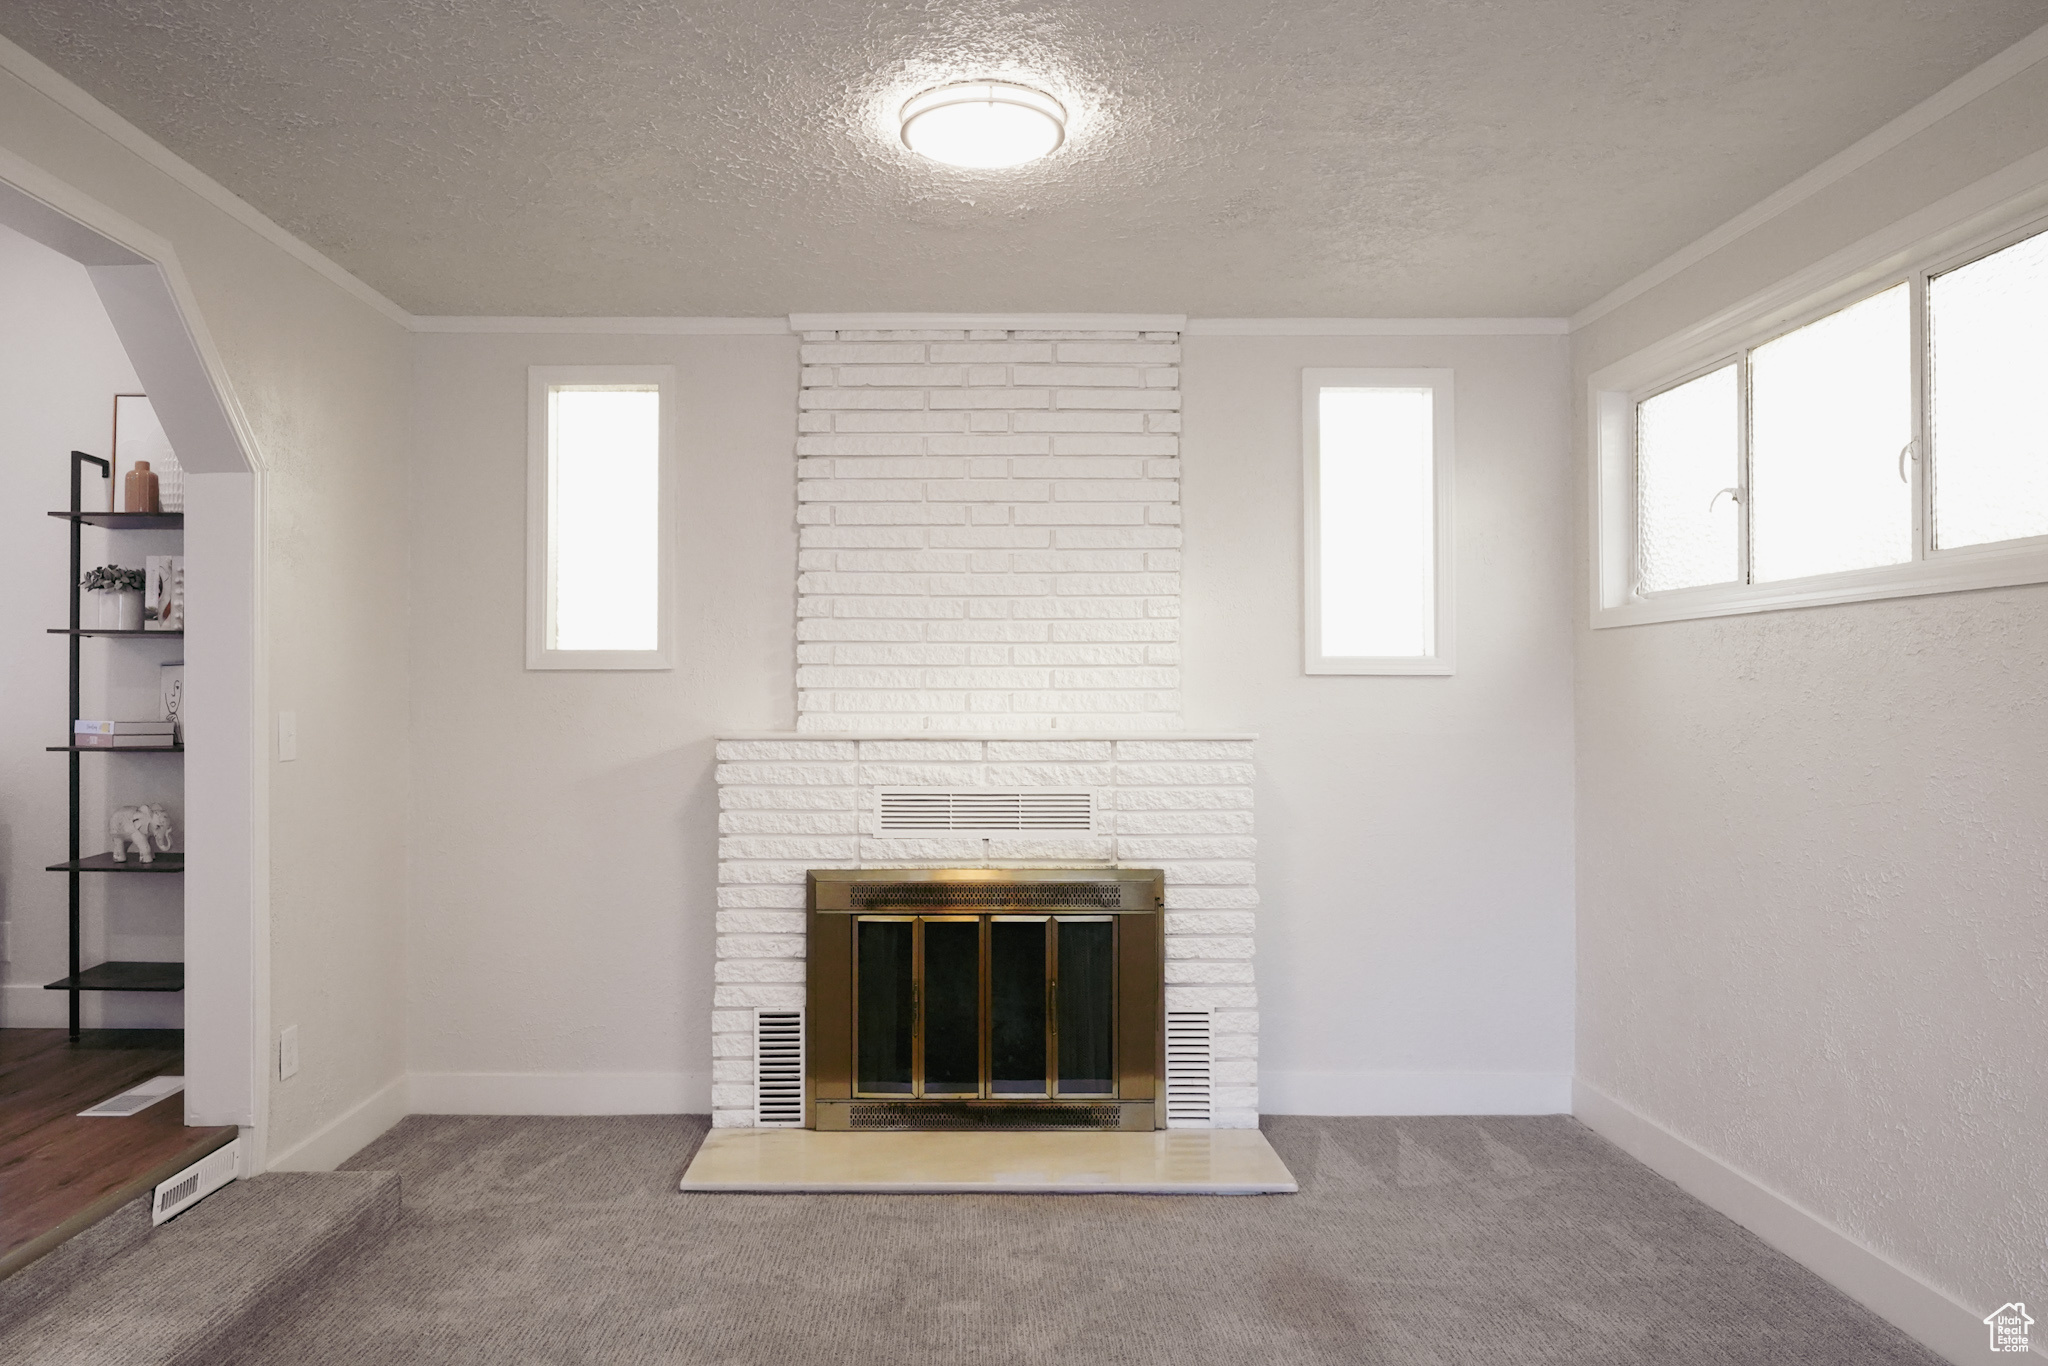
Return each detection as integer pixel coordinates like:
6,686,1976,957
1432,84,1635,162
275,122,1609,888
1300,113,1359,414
1573,1078,2020,1364
408,1071,712,1115
265,1073,409,1173
1262,1069,1571,1115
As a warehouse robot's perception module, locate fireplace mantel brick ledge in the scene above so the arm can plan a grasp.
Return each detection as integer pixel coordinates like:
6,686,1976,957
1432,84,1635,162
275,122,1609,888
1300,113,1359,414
711,732,1259,1129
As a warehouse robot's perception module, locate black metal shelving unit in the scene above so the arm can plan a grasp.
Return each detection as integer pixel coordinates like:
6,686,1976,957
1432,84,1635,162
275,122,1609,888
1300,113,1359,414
47,451,185,1041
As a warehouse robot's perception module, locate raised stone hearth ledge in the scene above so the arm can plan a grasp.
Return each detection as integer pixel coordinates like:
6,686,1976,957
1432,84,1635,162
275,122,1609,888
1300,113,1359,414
712,733,1260,1130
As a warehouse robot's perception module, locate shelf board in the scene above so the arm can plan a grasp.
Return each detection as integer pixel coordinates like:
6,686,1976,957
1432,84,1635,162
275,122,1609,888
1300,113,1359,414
47,852,185,874
47,510,183,529
43,961,185,993
49,744,183,754
48,628,184,638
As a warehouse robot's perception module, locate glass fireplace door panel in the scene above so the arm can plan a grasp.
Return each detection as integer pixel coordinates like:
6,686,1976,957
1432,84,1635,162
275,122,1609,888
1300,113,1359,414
1056,917,1116,1095
919,918,982,1096
989,917,1050,1096
854,918,914,1095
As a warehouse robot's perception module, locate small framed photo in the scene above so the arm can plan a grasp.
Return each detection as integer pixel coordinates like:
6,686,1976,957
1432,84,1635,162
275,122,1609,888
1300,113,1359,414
145,556,185,631
160,662,184,740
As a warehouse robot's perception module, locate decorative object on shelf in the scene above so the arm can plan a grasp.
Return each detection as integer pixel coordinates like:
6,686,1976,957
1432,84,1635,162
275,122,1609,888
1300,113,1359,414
75,719,177,749
80,564,146,630
122,460,161,514
146,555,185,630
114,394,180,512
115,394,182,513
160,661,185,740
109,804,174,863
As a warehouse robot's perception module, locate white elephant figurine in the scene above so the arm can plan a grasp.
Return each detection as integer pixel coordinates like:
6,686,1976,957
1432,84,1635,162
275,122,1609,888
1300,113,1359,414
110,804,174,863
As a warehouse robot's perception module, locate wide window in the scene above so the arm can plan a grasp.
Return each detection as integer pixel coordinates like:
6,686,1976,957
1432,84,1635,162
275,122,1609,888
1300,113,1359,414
1593,210,2048,626
526,365,673,669
1302,368,1454,674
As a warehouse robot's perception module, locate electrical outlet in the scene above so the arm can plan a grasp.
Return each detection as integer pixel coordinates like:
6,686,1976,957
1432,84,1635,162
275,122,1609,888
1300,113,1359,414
278,1025,300,1080
277,711,298,762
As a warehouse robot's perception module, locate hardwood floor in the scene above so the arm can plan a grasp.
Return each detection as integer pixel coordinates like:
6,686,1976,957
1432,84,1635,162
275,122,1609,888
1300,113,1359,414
0,1029,237,1278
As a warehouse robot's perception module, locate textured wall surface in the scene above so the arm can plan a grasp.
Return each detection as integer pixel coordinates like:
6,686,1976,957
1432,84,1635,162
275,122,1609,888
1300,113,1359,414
405,331,798,1104
1180,333,1578,1112
1572,65,2048,1323
712,735,1260,1129
2,2,2042,315
797,324,1183,731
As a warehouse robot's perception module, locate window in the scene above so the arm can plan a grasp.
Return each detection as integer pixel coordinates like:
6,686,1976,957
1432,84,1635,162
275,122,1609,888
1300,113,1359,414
1929,227,2048,548
1302,369,1454,674
1592,207,2048,627
526,366,673,669
1747,284,1911,581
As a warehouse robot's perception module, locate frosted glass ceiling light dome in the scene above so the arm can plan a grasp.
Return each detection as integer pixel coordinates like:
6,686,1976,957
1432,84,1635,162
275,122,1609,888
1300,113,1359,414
900,82,1066,168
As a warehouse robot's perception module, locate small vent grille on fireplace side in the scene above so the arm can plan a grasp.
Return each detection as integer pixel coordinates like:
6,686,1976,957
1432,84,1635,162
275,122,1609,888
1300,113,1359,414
876,788,1092,837
1165,1010,1215,1127
847,882,1124,911
754,1010,804,1128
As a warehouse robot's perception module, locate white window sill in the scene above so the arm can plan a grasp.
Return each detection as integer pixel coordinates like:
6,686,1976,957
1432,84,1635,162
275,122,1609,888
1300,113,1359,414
1594,538,2048,628
1306,656,1454,675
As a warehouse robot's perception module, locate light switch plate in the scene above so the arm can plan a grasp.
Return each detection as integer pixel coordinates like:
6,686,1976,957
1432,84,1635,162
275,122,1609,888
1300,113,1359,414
278,711,298,762
279,1025,300,1080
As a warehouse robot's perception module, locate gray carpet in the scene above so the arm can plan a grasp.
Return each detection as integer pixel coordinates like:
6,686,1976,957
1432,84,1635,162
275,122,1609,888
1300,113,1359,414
222,1115,1939,1365
0,1171,399,1365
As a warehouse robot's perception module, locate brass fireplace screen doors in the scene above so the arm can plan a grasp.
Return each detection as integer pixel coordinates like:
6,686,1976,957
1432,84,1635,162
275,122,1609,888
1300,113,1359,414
807,869,1164,1130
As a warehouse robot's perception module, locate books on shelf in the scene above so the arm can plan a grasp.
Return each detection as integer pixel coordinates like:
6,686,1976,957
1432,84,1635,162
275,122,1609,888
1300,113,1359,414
74,719,177,748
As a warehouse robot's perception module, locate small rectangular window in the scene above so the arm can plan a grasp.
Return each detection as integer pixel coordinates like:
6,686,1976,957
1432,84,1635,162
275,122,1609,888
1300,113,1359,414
526,366,673,669
1748,283,1912,582
1302,369,1454,675
1930,226,2048,549
1635,363,1740,593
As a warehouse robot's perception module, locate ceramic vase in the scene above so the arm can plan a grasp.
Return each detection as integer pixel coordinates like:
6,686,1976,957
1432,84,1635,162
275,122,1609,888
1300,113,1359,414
124,461,161,514
91,591,143,631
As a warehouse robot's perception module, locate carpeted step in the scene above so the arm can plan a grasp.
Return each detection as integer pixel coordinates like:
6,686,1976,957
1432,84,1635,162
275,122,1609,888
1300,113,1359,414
0,1170,400,1366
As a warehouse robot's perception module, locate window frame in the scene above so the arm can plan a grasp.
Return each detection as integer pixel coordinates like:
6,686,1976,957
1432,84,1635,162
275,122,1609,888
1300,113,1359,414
1591,194,2048,629
1302,367,1456,675
525,364,676,670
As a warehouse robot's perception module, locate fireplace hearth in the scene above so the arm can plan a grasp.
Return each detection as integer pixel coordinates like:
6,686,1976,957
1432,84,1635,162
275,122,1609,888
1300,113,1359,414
806,868,1164,1131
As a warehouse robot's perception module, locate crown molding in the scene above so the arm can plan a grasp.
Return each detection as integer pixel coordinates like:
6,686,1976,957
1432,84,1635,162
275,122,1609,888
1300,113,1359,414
1570,20,2048,333
790,312,1186,333
0,32,412,328
1186,317,1568,336
410,316,786,335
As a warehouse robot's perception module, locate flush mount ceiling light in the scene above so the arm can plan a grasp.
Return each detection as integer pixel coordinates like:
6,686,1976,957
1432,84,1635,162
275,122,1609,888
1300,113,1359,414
900,81,1066,168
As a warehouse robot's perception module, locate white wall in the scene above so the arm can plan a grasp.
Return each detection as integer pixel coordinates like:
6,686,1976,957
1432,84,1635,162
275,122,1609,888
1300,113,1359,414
0,221,184,1029
1182,334,1577,1112
1,44,414,1165
406,328,1577,1117
1571,50,2048,1350
406,332,797,1109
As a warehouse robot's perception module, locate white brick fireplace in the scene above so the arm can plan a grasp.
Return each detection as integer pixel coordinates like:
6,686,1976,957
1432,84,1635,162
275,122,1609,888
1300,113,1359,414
712,316,1259,1132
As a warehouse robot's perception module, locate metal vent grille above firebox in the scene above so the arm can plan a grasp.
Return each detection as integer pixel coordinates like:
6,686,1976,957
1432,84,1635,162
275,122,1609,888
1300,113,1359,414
876,788,1092,838
846,882,1124,911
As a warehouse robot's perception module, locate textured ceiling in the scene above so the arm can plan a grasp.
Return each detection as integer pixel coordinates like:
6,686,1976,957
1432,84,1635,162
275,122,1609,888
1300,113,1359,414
2,1,2041,317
